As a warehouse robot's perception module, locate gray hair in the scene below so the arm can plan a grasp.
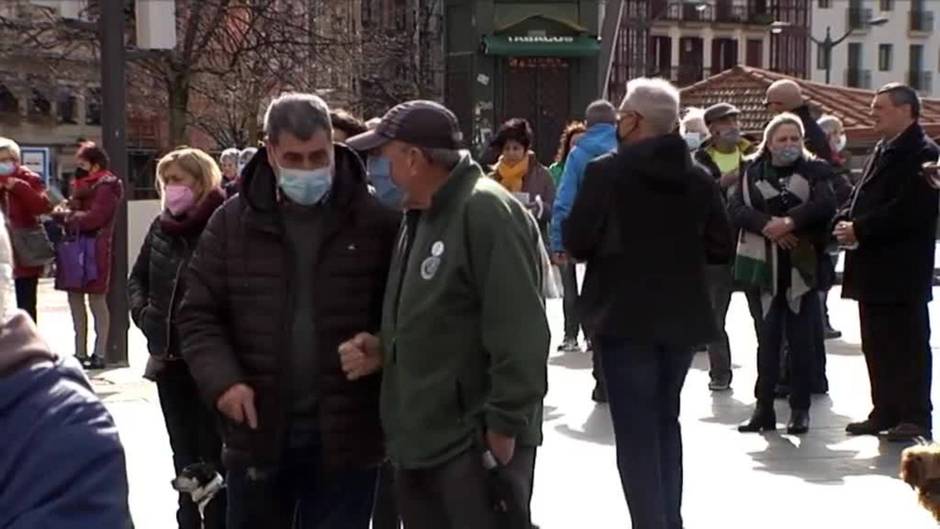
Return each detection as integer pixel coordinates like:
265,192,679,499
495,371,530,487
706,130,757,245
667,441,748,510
220,148,240,164
420,148,462,171
749,112,815,162
0,137,21,160
680,107,708,137
585,99,617,127
619,78,680,136
877,83,921,118
263,92,333,145
817,114,844,135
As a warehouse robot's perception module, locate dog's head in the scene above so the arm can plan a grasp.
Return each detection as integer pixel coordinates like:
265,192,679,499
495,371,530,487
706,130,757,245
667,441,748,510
901,443,940,489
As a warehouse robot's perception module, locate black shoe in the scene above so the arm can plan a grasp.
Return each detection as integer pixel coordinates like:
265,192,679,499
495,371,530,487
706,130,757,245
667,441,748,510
787,409,810,434
824,327,843,340
591,384,608,403
82,355,105,370
885,422,932,442
846,419,893,436
738,405,776,433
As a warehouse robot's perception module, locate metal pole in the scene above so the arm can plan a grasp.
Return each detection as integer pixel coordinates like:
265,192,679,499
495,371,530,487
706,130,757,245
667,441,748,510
100,0,128,367
824,27,832,85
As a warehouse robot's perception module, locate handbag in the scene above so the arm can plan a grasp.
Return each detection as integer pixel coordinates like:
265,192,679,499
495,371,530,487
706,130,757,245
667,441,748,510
537,239,564,299
9,225,55,267
55,231,99,290
4,193,55,267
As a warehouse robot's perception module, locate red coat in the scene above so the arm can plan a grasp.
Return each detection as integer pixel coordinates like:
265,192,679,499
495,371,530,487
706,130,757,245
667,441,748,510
54,171,124,294
0,166,53,278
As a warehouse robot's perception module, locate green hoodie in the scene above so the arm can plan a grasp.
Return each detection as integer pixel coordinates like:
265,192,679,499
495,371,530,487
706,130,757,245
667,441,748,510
380,153,550,470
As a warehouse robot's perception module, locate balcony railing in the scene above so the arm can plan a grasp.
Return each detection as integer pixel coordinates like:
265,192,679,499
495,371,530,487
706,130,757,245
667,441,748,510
715,4,746,23
910,10,934,32
659,2,773,25
845,68,871,89
663,2,713,23
847,8,873,31
908,70,933,93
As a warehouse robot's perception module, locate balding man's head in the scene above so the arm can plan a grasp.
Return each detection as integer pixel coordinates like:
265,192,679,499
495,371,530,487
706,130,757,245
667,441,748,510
585,100,617,127
765,80,804,114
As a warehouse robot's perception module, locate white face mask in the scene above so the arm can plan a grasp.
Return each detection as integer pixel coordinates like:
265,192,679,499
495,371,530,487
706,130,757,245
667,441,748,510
834,134,847,152
683,132,703,151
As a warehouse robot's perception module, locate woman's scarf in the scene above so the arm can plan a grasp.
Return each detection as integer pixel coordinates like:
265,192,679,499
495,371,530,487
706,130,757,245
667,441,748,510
495,155,529,193
734,159,816,315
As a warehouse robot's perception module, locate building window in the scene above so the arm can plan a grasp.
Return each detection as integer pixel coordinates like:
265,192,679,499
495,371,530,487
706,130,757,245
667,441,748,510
28,88,51,117
56,86,77,124
879,44,893,71
0,84,17,114
880,0,893,11
85,87,101,126
818,0,832,7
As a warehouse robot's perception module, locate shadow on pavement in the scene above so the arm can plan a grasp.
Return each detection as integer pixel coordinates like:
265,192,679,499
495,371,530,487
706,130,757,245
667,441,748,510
548,349,594,370
554,405,615,446
700,391,755,426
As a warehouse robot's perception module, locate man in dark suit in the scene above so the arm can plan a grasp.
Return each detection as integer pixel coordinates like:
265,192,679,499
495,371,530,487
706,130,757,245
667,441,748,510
837,83,939,442
564,78,733,529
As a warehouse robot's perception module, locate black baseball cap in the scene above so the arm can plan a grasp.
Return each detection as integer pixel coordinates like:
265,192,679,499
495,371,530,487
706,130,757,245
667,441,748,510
346,100,463,151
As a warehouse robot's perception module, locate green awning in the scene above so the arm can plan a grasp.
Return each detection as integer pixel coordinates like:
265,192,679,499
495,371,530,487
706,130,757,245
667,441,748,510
482,34,600,57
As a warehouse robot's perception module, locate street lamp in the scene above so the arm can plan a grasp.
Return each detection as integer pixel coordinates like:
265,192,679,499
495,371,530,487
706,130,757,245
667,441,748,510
770,17,889,85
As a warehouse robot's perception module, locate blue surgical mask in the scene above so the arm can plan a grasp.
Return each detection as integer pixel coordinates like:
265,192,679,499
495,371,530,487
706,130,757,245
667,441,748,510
368,156,403,208
771,144,803,167
278,164,333,205
683,132,703,151
0,162,14,176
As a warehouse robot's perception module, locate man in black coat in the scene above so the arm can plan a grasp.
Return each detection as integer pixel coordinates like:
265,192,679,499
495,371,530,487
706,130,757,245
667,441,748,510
564,78,733,529
836,83,939,442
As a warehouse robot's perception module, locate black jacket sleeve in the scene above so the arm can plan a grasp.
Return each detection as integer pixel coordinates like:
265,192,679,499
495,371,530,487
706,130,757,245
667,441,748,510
803,117,834,162
128,220,156,326
704,180,734,265
563,157,614,262
788,162,838,232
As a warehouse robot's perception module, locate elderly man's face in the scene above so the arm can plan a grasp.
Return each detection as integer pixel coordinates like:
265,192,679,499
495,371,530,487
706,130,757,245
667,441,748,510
380,140,424,192
267,130,332,171
709,115,739,138
871,93,912,138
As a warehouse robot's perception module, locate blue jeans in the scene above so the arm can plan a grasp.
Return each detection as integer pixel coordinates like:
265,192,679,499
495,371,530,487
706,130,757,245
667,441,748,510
599,338,693,529
226,431,377,529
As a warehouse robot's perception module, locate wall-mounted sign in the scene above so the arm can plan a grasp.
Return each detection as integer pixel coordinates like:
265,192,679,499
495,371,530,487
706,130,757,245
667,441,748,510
507,35,576,44
20,146,51,183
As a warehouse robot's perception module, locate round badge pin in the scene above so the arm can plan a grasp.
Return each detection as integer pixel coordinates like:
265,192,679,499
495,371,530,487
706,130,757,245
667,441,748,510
420,256,441,280
431,241,445,257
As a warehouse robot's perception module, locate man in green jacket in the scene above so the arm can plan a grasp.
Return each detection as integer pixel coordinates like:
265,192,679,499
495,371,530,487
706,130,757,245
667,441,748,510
341,100,550,528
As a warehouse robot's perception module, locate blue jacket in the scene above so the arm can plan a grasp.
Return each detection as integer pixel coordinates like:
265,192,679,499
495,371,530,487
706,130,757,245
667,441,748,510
550,123,618,252
0,313,130,529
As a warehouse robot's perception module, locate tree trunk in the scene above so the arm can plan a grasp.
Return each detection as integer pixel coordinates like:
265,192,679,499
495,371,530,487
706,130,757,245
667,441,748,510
168,73,191,147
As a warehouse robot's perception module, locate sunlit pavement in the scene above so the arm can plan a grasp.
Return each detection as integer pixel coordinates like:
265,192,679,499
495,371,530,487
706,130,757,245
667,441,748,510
34,279,940,528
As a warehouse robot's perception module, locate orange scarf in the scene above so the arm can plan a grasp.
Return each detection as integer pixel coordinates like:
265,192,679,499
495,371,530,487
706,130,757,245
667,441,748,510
495,156,529,193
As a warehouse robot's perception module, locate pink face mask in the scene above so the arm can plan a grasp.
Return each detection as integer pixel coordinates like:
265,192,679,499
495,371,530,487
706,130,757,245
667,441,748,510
164,185,196,216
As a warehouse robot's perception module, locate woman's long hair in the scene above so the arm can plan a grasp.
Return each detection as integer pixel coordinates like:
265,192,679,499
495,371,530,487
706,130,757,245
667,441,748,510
554,121,587,164
747,112,817,164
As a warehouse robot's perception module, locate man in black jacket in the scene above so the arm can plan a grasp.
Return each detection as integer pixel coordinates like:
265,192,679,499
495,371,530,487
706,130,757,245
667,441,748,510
564,78,733,529
837,83,939,442
765,79,834,162
178,92,400,528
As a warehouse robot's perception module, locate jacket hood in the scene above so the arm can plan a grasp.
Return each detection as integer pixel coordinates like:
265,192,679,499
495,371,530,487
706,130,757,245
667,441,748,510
0,311,56,378
578,123,618,158
620,134,698,193
240,143,369,214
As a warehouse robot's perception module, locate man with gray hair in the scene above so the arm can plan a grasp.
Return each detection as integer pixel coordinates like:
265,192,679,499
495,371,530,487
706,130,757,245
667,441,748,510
550,98,618,399
178,92,400,528
343,101,550,528
565,78,733,528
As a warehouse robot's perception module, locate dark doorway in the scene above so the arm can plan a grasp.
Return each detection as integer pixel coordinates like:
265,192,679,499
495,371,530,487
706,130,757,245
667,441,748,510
712,38,738,74
502,57,572,164
746,39,764,67
678,37,704,86
649,36,672,78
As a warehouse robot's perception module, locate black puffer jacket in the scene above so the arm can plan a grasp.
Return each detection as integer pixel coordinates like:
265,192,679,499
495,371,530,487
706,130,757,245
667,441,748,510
177,144,401,471
129,187,226,362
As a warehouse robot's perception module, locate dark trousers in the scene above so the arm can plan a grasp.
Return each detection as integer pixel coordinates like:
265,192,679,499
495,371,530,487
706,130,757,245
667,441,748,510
859,302,933,429
598,337,694,529
396,446,536,529
14,277,38,322
706,265,733,383
560,262,580,340
226,430,377,529
372,462,401,529
156,361,226,529
755,292,820,410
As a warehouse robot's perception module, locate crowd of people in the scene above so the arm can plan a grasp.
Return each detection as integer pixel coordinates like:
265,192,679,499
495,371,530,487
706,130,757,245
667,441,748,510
1,74,938,529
